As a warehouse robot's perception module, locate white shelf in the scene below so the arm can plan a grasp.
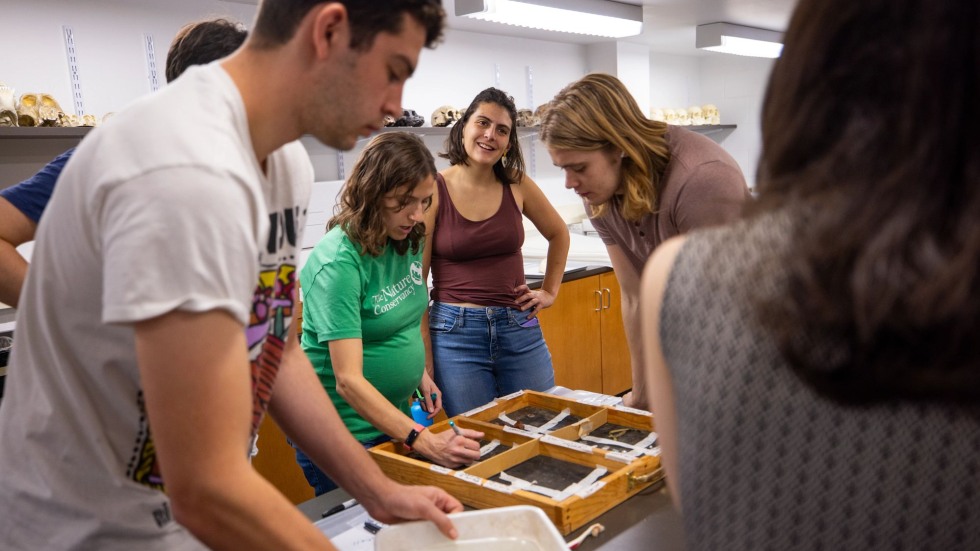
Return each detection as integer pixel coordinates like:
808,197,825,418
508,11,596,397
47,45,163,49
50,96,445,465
0,124,735,142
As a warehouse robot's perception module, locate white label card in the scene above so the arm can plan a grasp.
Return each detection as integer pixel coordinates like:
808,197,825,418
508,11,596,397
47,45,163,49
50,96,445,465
453,472,484,486
541,435,594,454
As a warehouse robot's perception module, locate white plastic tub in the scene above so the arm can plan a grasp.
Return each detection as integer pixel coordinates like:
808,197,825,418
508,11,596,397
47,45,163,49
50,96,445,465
374,505,567,551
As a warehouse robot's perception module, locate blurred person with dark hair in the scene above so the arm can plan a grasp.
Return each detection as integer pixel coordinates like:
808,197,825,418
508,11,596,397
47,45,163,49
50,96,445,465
641,0,980,548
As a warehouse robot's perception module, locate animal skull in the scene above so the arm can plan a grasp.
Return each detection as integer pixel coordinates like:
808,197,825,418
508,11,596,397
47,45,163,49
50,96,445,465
57,112,78,127
663,108,678,125
431,105,461,127
688,106,705,126
17,93,40,127
0,83,16,127
675,108,691,126
516,108,535,127
702,104,720,125
393,109,425,127
531,104,548,127
36,93,64,127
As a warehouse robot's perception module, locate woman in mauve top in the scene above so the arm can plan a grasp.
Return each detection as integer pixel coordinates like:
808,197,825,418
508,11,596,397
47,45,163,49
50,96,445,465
423,87,570,417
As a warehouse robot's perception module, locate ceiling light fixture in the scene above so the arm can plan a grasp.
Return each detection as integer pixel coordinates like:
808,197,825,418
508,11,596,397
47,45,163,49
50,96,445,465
455,0,643,39
696,23,783,58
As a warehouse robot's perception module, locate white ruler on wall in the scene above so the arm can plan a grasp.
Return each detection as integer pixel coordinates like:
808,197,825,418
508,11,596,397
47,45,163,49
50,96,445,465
62,25,85,116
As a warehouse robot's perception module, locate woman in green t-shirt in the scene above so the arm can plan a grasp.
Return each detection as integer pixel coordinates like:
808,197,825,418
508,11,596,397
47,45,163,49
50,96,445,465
295,132,483,496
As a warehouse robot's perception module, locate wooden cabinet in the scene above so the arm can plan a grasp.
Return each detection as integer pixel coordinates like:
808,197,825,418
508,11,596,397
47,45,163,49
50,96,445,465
538,270,631,396
251,299,315,505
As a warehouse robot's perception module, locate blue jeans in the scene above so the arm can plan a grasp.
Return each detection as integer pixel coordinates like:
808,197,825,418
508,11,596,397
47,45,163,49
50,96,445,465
293,433,391,496
428,302,554,417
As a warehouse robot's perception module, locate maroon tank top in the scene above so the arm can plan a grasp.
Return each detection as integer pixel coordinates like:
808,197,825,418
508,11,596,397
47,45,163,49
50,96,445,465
430,173,526,308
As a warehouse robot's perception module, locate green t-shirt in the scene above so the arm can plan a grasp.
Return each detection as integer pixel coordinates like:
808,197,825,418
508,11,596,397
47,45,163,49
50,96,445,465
300,226,427,442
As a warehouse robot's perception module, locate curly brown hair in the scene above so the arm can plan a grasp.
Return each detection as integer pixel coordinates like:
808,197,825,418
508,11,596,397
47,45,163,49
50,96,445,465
329,132,436,257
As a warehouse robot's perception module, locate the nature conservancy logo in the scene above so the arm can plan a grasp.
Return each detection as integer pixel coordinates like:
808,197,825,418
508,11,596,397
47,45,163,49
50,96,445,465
373,261,424,315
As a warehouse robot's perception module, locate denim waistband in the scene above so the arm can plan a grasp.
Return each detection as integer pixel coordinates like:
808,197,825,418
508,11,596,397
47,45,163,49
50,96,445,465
430,301,521,319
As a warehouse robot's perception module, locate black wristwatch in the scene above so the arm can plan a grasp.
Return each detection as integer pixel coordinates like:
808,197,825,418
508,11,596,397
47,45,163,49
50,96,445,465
404,423,426,450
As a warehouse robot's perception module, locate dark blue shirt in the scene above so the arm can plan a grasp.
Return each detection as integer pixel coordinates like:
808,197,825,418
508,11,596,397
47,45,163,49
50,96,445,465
0,148,75,223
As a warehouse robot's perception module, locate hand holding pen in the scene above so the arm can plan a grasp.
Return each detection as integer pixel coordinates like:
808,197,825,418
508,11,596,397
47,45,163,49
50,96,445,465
413,419,484,468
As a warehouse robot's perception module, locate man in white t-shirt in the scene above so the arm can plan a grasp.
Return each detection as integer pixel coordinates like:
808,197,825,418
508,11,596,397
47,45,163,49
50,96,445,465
0,2,458,550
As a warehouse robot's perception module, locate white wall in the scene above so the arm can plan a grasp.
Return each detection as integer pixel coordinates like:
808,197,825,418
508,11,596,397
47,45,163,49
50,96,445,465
0,0,256,119
336,28,589,210
0,0,769,194
650,53,774,189
699,55,775,189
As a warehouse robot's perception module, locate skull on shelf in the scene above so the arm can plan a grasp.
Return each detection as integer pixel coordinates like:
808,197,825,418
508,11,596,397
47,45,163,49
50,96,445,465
688,105,705,126
531,104,548,127
393,108,425,127
17,93,40,127
702,104,720,125
675,108,691,126
649,108,666,122
57,112,78,127
431,105,461,127
0,83,17,127
383,114,397,127
516,108,535,127
663,108,678,125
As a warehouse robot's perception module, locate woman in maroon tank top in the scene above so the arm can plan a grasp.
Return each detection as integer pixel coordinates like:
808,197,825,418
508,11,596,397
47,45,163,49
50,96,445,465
422,88,570,417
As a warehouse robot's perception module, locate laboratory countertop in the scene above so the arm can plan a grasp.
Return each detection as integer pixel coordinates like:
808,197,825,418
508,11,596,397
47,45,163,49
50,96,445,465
298,482,686,551
525,265,613,290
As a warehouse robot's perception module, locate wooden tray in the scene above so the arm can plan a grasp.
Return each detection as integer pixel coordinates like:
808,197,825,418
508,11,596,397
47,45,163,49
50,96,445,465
369,391,663,535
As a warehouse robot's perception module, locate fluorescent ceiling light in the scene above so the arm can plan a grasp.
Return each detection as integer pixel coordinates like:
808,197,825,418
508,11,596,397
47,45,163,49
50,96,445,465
455,0,643,39
696,23,783,58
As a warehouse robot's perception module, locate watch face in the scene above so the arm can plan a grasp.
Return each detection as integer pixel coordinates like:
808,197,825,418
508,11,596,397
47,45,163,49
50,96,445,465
405,425,424,449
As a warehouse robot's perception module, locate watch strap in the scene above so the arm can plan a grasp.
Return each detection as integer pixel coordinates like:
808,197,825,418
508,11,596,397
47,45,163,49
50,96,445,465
404,423,426,450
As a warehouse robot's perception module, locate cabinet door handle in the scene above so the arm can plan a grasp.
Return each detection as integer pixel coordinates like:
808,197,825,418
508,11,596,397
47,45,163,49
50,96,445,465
594,290,602,312
602,288,611,310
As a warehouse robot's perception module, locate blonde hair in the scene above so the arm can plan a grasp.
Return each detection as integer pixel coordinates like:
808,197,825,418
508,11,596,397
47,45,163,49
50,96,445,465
539,73,670,221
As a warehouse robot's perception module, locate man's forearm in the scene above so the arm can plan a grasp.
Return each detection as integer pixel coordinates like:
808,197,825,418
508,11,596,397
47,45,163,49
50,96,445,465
0,242,28,308
268,342,397,507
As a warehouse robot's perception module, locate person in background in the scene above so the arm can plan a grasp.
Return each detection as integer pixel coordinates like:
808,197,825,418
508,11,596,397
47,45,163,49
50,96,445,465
0,17,248,309
641,0,980,548
297,132,482,496
0,2,461,550
423,87,569,417
539,73,751,409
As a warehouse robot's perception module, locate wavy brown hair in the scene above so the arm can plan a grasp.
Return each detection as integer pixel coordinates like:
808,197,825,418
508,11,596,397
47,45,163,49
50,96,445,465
440,87,525,186
251,0,444,51
329,132,436,256
751,0,980,404
539,73,669,221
